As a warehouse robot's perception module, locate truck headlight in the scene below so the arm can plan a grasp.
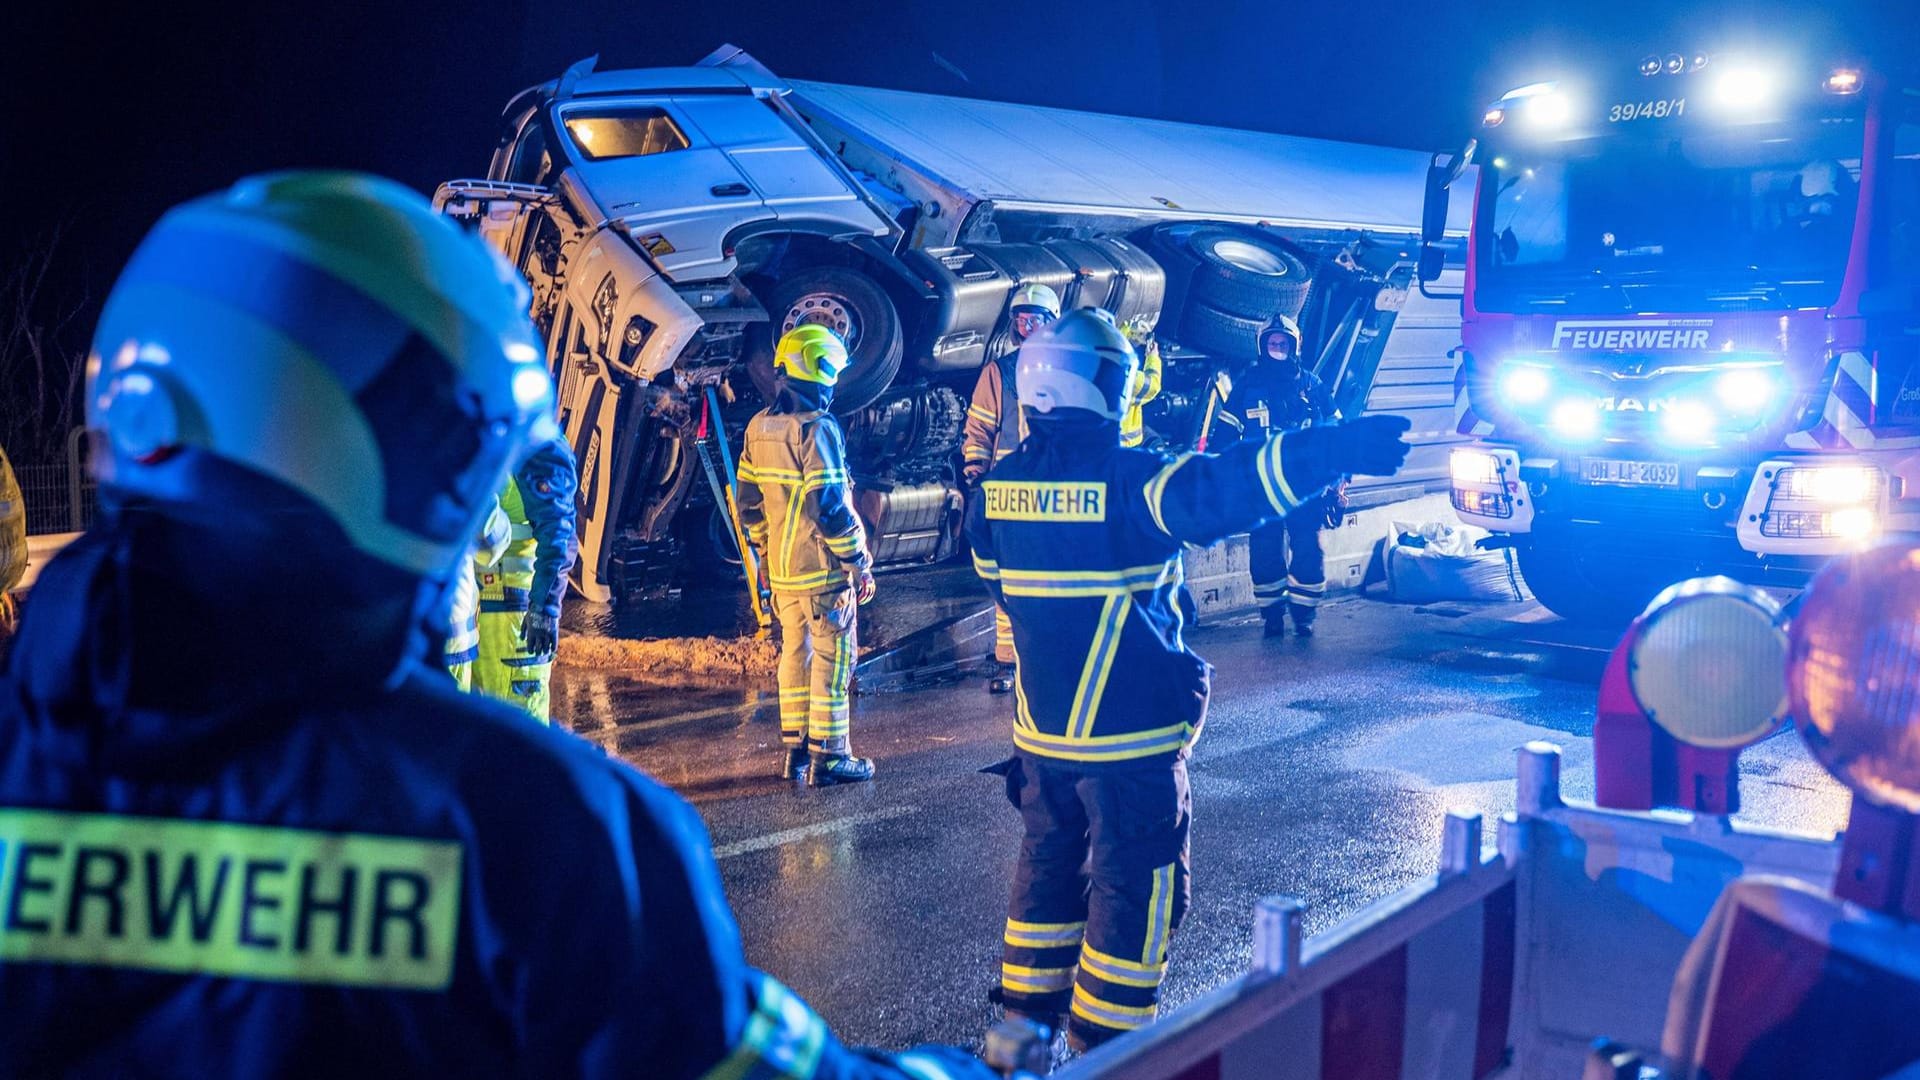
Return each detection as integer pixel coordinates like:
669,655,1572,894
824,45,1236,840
1781,465,1879,504
1450,448,1504,486
1760,464,1885,541
1500,365,1552,406
1715,367,1778,413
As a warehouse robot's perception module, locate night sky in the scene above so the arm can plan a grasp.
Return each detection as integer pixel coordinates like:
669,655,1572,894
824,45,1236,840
3,0,1912,455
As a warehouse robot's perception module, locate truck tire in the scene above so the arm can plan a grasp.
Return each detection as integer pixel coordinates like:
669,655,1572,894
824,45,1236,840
1516,542,1665,628
1179,302,1268,360
1182,226,1313,320
747,266,904,414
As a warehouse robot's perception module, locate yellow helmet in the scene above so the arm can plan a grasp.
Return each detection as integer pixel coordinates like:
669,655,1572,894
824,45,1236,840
774,323,850,387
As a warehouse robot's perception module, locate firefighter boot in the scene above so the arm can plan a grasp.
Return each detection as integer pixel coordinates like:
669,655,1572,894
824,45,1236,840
808,753,876,787
987,1013,1070,1075
1262,607,1289,638
988,661,1017,695
780,745,810,781
1290,604,1316,638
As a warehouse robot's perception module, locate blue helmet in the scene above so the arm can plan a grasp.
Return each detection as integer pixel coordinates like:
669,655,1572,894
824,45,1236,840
86,171,556,583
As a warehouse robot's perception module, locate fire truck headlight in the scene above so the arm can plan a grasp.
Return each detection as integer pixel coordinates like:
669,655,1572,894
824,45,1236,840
1450,448,1504,486
1829,507,1877,540
1549,399,1599,439
1788,545,1920,811
1715,368,1778,413
1630,578,1788,750
1782,464,1879,504
1823,68,1863,95
1714,64,1775,108
1499,365,1552,406
1661,401,1718,445
1520,91,1572,130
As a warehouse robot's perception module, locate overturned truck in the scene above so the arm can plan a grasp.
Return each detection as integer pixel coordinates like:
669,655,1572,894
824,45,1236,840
436,46,1467,608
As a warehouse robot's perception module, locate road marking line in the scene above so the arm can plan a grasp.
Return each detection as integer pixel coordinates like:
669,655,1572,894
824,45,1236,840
713,805,920,860
582,695,772,743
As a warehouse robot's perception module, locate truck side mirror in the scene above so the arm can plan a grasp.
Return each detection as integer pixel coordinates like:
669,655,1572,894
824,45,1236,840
1418,140,1475,285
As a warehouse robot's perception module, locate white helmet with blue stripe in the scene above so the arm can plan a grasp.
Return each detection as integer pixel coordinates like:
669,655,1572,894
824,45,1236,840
1014,308,1139,421
85,171,557,583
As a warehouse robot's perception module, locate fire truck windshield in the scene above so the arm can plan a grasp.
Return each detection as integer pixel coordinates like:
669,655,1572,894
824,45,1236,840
1475,117,1864,312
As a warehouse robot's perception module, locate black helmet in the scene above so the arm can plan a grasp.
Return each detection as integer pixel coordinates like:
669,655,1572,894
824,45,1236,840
1259,314,1302,361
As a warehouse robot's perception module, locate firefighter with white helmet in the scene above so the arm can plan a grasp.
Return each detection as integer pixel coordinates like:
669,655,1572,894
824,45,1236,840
964,281,1062,693
1227,313,1343,636
0,172,1002,1079
738,322,879,786
1118,319,1164,449
970,307,1412,1051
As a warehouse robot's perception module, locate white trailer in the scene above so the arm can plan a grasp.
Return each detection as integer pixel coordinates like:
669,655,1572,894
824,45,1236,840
437,46,1470,608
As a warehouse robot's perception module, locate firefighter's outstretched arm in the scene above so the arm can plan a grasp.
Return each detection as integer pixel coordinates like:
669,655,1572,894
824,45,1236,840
518,436,580,613
961,363,1005,483
735,441,770,557
1138,415,1411,548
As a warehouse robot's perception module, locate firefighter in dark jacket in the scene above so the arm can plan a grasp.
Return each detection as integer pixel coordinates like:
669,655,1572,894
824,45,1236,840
967,309,1411,1050
472,434,577,720
0,172,996,1080
1225,315,1344,637
963,282,1062,694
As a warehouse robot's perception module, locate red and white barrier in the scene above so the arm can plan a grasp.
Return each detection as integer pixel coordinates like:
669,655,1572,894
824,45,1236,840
1069,743,1843,1080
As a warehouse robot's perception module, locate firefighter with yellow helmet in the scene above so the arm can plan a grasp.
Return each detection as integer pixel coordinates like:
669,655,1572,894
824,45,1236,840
964,282,1062,693
738,323,878,786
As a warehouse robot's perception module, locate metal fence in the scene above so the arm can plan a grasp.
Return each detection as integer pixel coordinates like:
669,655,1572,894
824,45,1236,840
14,427,95,535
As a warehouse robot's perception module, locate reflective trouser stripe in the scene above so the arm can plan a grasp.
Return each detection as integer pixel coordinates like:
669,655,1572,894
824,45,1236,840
1071,984,1158,1031
473,570,549,723
1288,577,1325,609
772,589,857,755
1002,919,1087,1009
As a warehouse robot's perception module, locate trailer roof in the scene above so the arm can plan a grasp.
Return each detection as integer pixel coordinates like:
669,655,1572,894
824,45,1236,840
789,80,1471,237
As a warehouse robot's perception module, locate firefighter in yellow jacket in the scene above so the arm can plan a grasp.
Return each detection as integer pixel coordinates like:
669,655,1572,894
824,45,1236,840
446,496,512,691
472,436,578,721
963,282,1061,693
969,309,1411,1050
739,325,878,786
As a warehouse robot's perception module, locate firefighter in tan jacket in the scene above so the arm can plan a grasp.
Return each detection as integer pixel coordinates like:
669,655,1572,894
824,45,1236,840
738,325,878,786
962,283,1060,693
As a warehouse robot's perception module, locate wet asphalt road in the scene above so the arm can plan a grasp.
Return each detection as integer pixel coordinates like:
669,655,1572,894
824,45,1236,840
552,594,1851,1053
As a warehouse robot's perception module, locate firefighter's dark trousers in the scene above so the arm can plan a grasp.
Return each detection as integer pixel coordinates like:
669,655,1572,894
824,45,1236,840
1251,499,1327,626
999,754,1192,1048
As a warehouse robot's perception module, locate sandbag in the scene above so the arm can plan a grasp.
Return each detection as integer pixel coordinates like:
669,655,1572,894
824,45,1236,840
1386,520,1528,604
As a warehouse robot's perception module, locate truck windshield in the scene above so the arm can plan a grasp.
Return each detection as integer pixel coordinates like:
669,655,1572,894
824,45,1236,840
1474,117,1863,312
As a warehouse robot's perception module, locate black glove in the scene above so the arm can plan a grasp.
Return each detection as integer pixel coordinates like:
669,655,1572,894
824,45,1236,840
1324,480,1350,529
521,611,559,658
1278,415,1413,496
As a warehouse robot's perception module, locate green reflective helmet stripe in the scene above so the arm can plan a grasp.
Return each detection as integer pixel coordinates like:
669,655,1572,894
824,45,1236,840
1010,282,1062,317
774,324,850,386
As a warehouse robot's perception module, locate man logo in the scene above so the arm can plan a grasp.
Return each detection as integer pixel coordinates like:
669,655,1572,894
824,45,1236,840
1596,397,1676,413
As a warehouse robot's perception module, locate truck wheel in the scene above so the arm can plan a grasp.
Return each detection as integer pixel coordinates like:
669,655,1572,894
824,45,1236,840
1182,226,1313,320
746,266,904,414
1517,543,1666,627
1178,302,1268,360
